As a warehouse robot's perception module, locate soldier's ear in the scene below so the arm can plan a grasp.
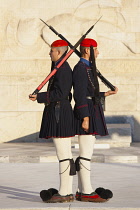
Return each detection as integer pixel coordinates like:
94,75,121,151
85,48,89,54
57,50,61,56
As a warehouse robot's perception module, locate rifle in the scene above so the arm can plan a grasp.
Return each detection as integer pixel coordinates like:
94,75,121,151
40,18,115,91
31,17,102,95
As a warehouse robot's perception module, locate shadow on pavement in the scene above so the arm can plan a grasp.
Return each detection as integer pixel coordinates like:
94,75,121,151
0,186,41,203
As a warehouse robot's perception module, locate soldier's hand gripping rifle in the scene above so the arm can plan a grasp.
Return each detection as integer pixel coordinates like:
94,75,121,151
40,18,115,91
31,17,102,95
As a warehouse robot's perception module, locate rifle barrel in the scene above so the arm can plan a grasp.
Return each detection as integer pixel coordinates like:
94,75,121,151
32,17,102,94
85,16,102,36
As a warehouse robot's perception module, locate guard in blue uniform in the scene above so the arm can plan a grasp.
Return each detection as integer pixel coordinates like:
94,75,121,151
73,38,118,202
29,40,76,203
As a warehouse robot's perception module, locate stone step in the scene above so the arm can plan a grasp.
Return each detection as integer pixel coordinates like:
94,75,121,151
0,208,139,210
72,124,132,148
0,154,139,163
0,143,140,164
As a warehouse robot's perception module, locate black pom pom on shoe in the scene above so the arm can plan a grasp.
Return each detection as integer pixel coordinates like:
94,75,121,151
95,187,105,195
48,188,58,196
40,188,58,202
40,190,52,202
95,187,113,200
104,189,113,199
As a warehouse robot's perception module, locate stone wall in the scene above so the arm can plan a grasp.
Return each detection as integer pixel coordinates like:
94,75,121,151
0,0,140,143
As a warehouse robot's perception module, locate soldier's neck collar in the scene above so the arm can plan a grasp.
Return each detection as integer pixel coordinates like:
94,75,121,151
80,58,90,66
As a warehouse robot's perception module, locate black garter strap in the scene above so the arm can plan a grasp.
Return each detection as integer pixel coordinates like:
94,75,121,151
59,158,70,163
59,158,76,176
75,156,91,172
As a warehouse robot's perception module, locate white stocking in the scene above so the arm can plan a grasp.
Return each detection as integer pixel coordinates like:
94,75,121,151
77,135,96,194
53,137,73,195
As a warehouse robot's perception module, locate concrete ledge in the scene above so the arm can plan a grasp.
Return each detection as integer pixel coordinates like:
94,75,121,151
0,154,139,163
96,124,132,147
72,124,132,148
74,144,111,149
0,208,140,210
0,143,139,163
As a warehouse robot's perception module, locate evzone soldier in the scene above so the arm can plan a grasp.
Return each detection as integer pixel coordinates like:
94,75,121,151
73,38,118,202
29,38,118,203
29,40,76,203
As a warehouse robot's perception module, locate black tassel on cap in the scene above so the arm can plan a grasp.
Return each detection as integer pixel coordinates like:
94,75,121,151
90,46,100,104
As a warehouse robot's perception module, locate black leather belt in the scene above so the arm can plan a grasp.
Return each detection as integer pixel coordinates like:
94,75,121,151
45,97,69,106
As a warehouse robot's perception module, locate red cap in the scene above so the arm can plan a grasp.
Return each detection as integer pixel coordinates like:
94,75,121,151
51,40,69,47
80,38,97,47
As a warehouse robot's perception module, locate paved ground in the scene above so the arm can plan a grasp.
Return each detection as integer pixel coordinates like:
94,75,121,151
0,162,140,210
0,142,140,209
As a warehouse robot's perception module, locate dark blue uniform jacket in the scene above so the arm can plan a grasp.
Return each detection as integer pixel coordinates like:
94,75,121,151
73,58,104,119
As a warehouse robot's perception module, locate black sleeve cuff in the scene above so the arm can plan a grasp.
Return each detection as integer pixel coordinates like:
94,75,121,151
100,92,105,98
76,105,90,119
37,92,50,104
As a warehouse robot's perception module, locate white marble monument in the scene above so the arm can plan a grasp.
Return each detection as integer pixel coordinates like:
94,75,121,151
0,0,140,143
